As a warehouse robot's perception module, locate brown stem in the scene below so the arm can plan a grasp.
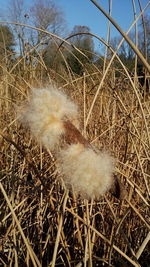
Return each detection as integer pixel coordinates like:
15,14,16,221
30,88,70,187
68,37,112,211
63,120,92,149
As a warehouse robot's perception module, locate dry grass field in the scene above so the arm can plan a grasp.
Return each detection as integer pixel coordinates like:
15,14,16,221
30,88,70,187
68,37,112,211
0,2,150,266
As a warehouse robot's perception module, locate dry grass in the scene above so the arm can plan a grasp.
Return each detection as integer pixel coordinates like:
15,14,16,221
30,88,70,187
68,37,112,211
0,4,150,266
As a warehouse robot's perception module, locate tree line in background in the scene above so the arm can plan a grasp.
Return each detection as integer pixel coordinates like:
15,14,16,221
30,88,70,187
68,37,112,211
0,0,150,77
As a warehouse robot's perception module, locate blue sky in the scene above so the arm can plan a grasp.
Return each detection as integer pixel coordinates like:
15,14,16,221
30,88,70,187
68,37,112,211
57,0,150,48
0,0,150,51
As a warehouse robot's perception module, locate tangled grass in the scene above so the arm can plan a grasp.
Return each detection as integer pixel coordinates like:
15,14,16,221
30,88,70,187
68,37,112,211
1,56,149,266
0,2,150,266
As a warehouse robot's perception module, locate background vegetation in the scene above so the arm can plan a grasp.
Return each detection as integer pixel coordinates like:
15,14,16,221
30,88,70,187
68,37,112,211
0,0,150,266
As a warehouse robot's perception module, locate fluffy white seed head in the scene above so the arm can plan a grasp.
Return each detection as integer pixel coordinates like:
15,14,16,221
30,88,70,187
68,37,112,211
58,144,114,199
20,87,78,150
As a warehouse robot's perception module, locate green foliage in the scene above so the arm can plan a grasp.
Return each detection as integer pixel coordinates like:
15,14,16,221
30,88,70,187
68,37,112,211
66,26,95,75
0,25,15,60
109,34,135,72
139,15,150,62
42,40,65,71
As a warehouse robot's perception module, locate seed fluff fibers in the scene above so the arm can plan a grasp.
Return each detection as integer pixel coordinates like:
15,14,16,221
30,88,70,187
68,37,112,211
20,87,78,150
58,143,114,199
